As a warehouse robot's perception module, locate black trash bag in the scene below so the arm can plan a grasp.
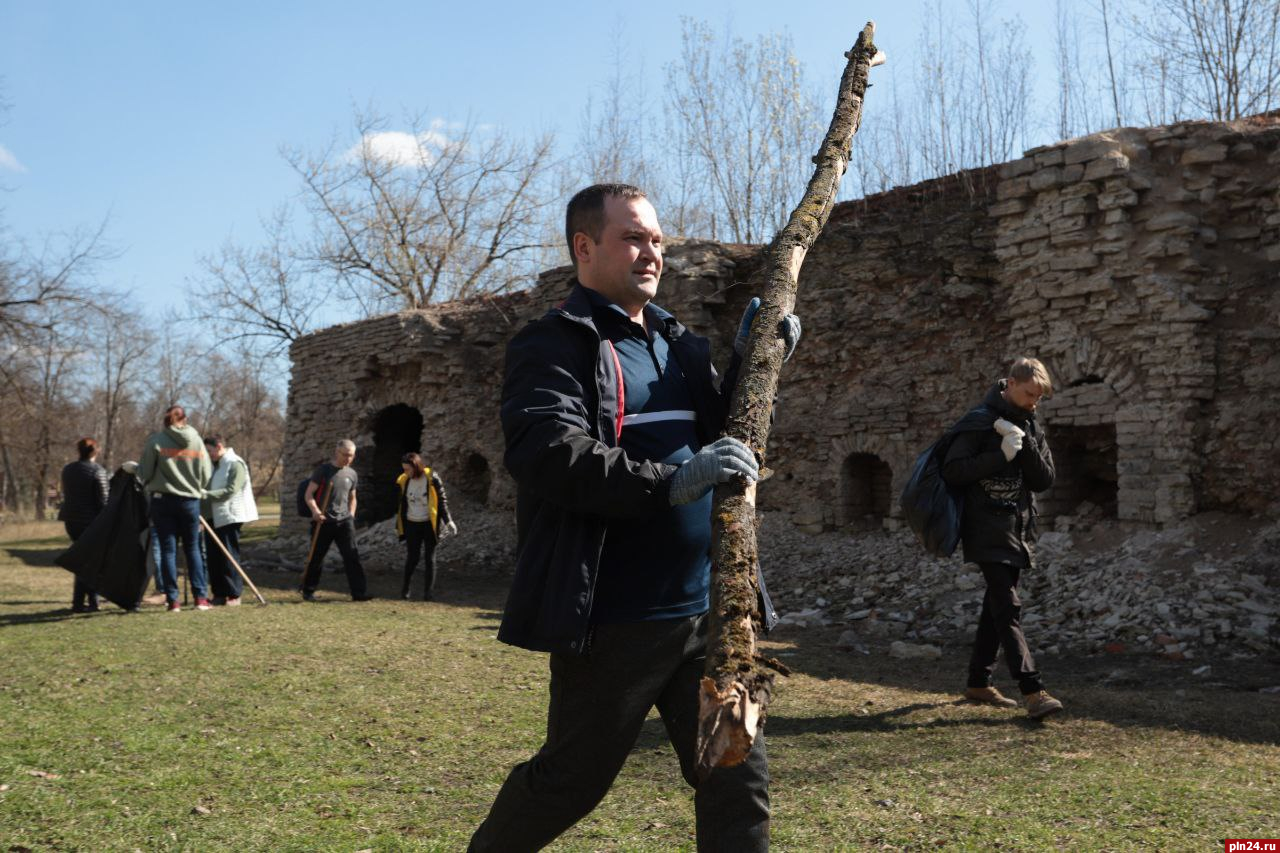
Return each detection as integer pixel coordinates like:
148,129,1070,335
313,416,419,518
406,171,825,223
55,469,151,610
900,405,997,558
900,440,965,557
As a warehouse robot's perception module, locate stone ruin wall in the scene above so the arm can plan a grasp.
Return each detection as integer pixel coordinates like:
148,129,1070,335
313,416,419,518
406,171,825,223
284,114,1280,540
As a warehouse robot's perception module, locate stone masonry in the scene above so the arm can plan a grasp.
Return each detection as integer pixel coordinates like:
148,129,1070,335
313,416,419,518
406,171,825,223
283,113,1280,540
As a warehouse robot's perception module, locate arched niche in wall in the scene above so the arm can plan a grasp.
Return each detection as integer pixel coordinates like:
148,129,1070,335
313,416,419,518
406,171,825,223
840,452,893,531
1035,336,1157,524
458,451,492,506
355,403,424,527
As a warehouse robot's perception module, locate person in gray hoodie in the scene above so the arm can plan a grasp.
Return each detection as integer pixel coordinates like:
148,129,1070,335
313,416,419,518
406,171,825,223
138,405,212,611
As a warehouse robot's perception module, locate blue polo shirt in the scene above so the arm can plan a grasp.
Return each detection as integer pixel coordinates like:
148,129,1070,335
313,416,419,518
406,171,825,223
586,291,713,624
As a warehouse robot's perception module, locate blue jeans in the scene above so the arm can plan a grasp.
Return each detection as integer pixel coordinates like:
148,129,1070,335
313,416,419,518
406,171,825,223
151,493,208,603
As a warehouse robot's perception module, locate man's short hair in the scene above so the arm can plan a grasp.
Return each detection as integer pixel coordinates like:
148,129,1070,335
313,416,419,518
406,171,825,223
203,434,224,448
76,437,98,461
1009,357,1054,397
336,439,356,454
564,183,648,267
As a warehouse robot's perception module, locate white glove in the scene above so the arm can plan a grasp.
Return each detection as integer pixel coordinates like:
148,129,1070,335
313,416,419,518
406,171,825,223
992,418,1022,437
994,419,1026,462
441,520,458,539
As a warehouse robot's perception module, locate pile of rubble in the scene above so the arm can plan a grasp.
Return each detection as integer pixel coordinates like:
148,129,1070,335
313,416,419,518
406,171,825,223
247,500,1279,659
760,511,1280,661
244,496,516,579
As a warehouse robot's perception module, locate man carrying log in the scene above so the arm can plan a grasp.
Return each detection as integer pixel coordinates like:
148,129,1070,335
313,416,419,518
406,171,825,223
469,184,799,852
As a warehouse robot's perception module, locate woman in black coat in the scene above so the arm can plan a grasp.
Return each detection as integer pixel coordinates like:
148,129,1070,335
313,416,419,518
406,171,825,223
58,437,110,612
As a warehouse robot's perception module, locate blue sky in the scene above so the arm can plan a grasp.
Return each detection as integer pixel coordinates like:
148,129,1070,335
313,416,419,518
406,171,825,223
1,1,1064,314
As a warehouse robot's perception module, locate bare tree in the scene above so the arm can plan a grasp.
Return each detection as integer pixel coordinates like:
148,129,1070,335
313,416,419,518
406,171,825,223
0,220,112,342
1054,0,1105,139
915,1,1033,176
287,109,558,311
578,26,655,190
1100,0,1126,126
0,225,111,517
1130,0,1280,121
17,304,87,519
192,209,324,358
663,19,824,243
197,346,286,494
91,303,154,469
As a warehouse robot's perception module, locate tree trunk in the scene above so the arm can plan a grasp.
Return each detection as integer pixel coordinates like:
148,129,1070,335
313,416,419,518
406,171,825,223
697,21,884,774
0,432,22,517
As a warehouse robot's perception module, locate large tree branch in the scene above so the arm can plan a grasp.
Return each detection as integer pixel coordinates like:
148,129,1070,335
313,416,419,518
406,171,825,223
697,21,884,775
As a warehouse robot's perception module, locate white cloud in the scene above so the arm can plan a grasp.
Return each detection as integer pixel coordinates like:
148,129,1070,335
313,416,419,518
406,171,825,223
346,121,453,168
0,144,26,173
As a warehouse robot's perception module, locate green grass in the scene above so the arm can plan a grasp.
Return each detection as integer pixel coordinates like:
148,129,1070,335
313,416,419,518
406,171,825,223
2,521,1278,851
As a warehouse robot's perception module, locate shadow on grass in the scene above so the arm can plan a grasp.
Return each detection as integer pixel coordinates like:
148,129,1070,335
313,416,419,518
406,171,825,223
769,629,1280,747
230,562,512,612
3,546,63,568
766,703,1043,737
0,607,140,627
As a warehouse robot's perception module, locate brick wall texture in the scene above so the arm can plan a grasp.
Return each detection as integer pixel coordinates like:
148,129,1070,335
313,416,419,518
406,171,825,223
284,114,1280,538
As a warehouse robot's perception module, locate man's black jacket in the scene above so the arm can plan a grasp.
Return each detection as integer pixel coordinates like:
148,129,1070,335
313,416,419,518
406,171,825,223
498,282,777,654
58,460,109,533
941,381,1055,567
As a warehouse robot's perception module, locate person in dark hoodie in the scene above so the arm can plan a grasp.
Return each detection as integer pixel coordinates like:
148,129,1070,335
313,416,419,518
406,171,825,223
942,357,1062,719
138,405,212,612
468,184,799,852
58,437,110,612
394,452,456,601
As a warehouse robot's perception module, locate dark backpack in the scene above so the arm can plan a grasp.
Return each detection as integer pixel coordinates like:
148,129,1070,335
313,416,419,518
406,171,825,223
295,477,313,518
900,405,997,558
899,437,965,557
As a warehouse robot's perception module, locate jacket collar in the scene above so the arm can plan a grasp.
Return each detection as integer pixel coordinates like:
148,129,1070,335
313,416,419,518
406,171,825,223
552,281,686,341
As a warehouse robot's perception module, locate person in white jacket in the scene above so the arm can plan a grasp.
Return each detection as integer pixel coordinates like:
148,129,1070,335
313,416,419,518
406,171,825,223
201,434,258,606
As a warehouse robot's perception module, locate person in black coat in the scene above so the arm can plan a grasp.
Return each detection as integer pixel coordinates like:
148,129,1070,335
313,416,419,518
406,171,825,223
943,357,1062,719
58,437,110,612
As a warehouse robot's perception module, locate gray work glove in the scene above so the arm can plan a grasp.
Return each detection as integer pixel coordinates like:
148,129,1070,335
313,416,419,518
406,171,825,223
993,418,1025,462
669,437,759,505
734,297,802,361
441,520,458,539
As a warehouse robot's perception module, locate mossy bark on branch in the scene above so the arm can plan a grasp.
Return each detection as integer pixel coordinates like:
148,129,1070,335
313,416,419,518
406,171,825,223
698,21,882,775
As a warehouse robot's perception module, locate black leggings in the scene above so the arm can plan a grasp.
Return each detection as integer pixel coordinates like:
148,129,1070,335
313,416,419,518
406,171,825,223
402,520,439,598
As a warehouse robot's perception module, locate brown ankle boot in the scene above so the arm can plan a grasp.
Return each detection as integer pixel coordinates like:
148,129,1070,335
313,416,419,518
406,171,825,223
1026,690,1064,719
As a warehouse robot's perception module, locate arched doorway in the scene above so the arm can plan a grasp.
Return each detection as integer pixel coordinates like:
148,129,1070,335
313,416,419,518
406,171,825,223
840,452,892,530
357,403,423,526
458,452,492,506
1041,423,1118,520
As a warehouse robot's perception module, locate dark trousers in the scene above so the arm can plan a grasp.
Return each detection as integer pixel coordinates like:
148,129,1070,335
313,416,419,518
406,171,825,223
151,493,208,603
206,522,243,599
302,518,367,598
401,520,438,599
968,561,1044,695
469,614,770,852
64,522,98,610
